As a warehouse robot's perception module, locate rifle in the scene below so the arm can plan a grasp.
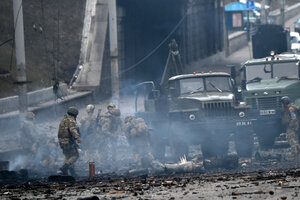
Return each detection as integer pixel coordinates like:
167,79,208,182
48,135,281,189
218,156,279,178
96,108,102,131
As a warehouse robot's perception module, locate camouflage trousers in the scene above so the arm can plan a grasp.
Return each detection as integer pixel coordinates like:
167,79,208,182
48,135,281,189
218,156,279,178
99,136,117,168
59,142,79,169
129,141,154,168
286,128,300,157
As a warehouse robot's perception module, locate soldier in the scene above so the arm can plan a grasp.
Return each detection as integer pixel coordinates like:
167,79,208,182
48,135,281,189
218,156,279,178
79,104,97,138
281,96,300,157
57,107,81,176
99,103,121,169
123,116,155,168
79,104,100,161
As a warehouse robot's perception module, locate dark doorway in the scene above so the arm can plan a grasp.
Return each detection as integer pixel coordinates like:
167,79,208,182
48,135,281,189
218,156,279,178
118,0,184,90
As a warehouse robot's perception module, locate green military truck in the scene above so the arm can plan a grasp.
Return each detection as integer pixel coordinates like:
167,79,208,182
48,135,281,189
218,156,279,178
135,40,253,160
239,52,300,148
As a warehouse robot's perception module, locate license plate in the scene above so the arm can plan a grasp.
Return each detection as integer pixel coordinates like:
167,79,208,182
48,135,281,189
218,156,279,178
259,109,276,115
236,121,252,126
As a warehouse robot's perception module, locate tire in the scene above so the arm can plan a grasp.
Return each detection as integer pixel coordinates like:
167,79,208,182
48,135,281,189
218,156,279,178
201,131,229,158
235,130,254,157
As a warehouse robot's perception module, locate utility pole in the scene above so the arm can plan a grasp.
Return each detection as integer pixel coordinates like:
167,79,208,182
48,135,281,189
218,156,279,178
221,0,229,56
13,0,28,115
280,0,285,26
260,0,266,24
108,0,119,105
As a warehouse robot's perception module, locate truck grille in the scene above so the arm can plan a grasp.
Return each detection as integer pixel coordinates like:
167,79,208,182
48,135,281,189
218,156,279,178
202,101,233,117
247,96,282,109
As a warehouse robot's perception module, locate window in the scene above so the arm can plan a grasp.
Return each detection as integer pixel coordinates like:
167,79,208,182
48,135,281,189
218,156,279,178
205,76,232,92
179,78,204,94
245,62,299,81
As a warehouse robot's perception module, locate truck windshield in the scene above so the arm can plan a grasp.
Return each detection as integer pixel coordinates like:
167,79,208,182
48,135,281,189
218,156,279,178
245,62,299,81
205,76,232,92
179,76,232,94
180,78,204,94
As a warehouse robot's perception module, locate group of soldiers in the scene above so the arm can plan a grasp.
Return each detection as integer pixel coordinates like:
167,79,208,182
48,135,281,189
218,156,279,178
57,103,155,176
18,95,299,176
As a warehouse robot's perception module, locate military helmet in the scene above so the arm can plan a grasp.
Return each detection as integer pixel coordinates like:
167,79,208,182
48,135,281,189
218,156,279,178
111,108,121,116
67,107,79,116
107,103,116,109
25,112,35,120
86,104,95,113
125,116,134,123
281,96,291,105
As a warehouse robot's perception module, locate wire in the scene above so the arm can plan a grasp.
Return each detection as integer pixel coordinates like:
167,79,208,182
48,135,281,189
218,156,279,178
70,7,190,86
117,9,188,76
0,38,13,48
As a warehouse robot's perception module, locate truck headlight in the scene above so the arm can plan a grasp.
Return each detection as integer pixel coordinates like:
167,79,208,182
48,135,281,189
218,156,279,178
189,114,195,120
239,111,245,118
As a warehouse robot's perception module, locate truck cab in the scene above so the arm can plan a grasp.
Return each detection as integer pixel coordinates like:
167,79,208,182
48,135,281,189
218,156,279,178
240,53,300,148
136,71,253,159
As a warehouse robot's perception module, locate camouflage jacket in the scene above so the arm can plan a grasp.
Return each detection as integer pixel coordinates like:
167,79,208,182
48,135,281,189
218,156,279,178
123,117,149,140
282,103,298,126
58,114,80,144
79,115,97,136
99,108,121,137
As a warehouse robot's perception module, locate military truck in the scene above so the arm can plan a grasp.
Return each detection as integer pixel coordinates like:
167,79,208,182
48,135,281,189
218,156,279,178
252,24,290,59
135,40,253,160
239,52,300,148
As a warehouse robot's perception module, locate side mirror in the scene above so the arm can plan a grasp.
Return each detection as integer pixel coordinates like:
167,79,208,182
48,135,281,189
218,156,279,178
169,87,177,96
230,66,236,79
237,86,242,93
151,90,160,99
241,80,246,90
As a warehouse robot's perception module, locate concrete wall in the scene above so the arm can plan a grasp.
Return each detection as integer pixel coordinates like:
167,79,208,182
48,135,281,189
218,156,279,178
0,83,68,114
228,31,248,55
269,2,300,25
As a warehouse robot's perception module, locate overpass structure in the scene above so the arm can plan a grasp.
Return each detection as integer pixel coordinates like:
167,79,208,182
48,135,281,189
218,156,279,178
1,1,300,119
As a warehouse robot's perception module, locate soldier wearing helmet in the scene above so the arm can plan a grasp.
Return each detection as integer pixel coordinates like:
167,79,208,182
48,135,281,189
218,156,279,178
99,103,121,170
79,104,98,159
58,106,81,176
80,104,97,137
123,115,155,168
281,96,300,157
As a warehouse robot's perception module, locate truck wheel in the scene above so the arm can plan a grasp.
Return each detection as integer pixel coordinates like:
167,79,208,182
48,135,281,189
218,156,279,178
201,132,229,158
170,139,189,161
168,122,189,161
235,130,254,157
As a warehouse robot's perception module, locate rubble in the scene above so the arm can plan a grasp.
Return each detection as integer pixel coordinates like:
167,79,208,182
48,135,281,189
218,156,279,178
0,169,28,184
204,155,239,170
48,175,75,183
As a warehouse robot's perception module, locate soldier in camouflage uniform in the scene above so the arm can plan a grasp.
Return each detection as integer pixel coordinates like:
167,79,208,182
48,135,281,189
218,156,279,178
79,104,97,139
281,96,300,157
99,103,121,168
123,116,155,168
79,104,100,161
58,107,81,176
